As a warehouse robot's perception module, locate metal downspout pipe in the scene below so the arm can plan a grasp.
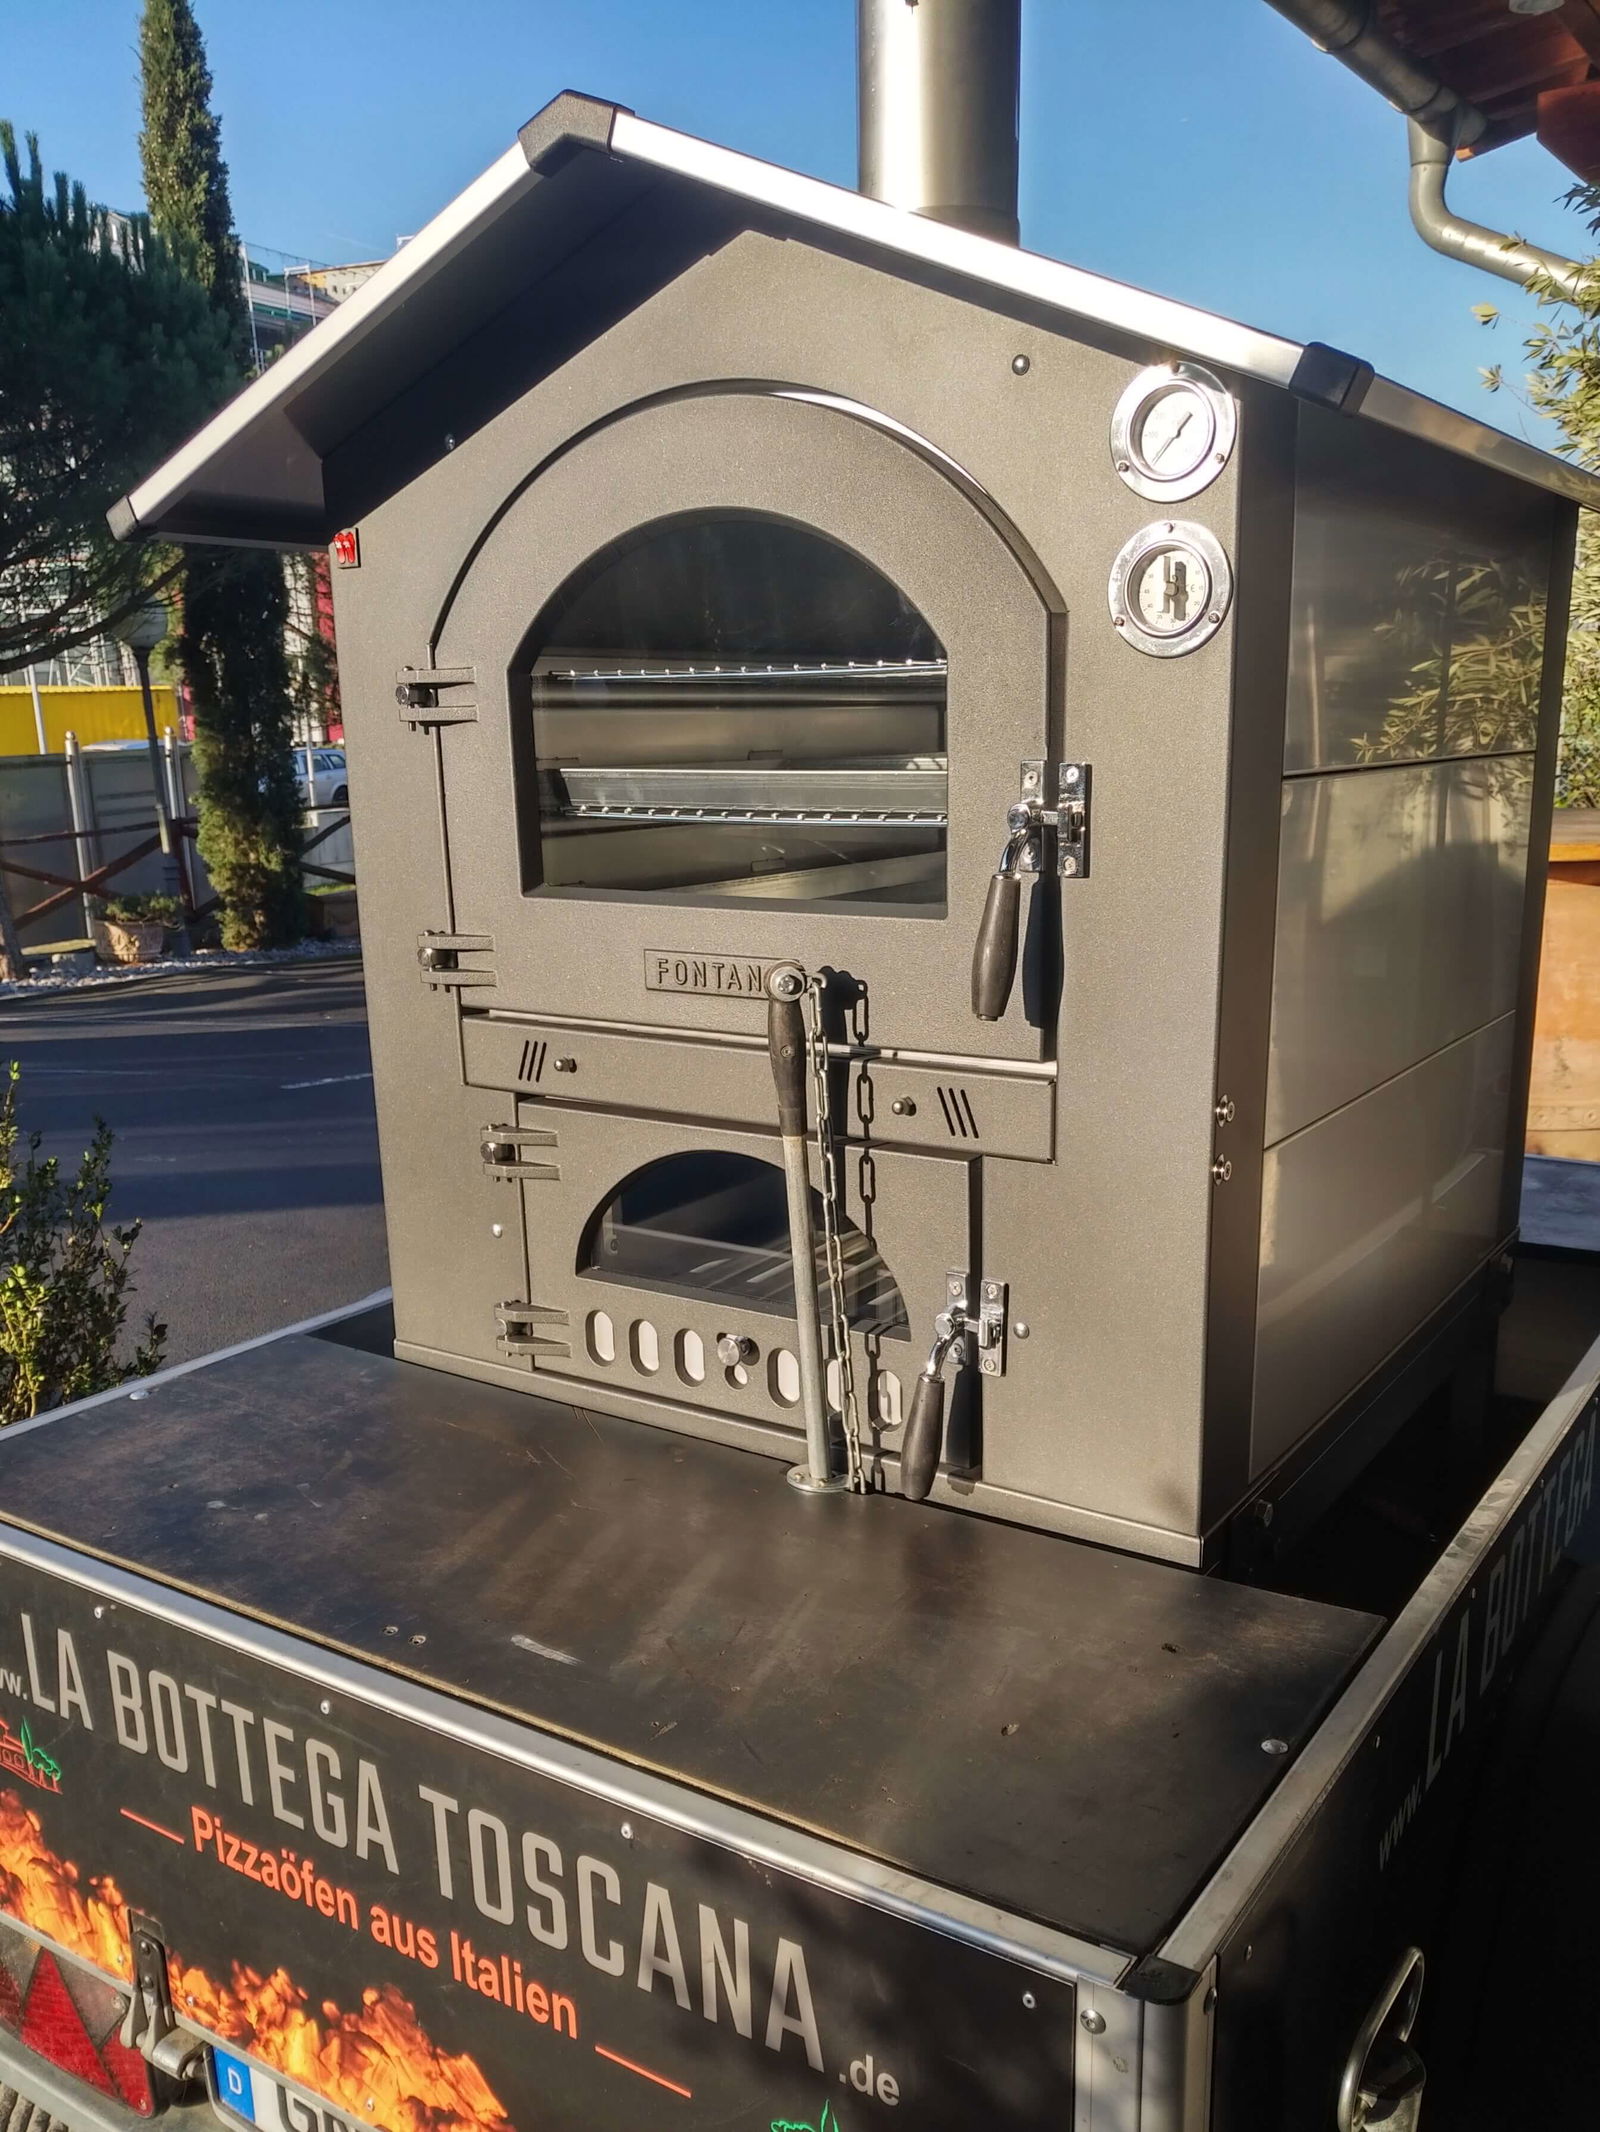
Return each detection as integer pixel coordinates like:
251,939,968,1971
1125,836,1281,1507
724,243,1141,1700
1407,121,1588,300
1265,0,1590,297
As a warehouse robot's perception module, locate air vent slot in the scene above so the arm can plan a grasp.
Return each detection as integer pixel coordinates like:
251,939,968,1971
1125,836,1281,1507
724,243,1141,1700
935,1085,980,1140
518,1038,548,1085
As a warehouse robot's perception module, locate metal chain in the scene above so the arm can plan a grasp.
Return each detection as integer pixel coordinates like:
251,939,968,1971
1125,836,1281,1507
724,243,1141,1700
803,978,867,1491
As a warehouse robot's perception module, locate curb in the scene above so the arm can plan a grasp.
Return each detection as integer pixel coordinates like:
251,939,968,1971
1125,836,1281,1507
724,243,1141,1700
1,942,362,1002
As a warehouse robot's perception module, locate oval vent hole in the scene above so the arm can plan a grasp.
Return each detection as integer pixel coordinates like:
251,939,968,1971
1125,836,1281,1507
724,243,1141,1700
770,1349,801,1407
586,1310,616,1364
675,1329,706,1385
630,1319,660,1374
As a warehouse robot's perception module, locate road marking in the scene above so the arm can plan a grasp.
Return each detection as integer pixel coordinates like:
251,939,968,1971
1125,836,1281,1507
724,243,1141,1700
281,1072,373,1089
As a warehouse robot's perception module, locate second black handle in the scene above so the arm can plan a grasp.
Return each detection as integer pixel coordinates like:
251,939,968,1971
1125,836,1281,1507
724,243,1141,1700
971,871,1021,1022
900,1370,946,1501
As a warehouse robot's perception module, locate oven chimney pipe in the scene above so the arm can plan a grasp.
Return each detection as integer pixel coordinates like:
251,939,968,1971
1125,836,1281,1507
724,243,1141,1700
858,0,1021,246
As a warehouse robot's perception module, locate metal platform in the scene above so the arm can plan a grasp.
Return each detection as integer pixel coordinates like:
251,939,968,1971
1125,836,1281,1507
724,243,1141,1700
0,1321,1377,1960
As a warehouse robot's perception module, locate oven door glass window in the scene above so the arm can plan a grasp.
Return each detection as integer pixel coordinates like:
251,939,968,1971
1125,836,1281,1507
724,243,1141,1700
582,1150,908,1338
522,513,947,914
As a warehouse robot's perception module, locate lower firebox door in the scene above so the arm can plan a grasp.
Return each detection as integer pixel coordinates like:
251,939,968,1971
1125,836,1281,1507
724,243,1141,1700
506,1102,973,1480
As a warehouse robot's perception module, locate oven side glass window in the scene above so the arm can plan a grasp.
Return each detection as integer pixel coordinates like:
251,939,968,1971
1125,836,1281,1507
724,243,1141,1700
520,513,947,914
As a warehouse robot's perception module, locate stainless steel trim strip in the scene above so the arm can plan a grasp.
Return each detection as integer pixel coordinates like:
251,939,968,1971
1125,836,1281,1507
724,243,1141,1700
1358,375,1600,511
116,101,1600,542
613,112,1305,386
1159,1329,1600,1971
472,1006,1059,1079
0,1518,1128,1988
119,145,534,534
613,112,1600,511
0,1289,394,1444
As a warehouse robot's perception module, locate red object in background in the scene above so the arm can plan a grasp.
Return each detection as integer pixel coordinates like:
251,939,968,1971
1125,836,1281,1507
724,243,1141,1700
331,528,360,569
1538,83,1600,186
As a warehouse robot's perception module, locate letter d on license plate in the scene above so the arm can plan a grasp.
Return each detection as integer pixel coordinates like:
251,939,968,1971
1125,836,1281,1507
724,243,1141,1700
210,2046,313,2132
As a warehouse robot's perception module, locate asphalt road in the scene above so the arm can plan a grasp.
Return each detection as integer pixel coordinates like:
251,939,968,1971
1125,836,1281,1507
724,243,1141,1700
2,961,387,1369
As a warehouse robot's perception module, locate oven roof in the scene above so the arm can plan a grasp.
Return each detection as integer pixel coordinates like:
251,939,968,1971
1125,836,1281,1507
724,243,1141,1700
110,89,1600,547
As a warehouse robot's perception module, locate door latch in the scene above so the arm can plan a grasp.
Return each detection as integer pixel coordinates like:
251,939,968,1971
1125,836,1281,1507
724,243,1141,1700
900,1271,1009,1500
119,1914,203,2080
971,763,1091,1021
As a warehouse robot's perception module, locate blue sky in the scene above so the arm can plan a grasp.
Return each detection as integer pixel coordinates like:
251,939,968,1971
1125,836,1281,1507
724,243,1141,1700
4,0,1594,449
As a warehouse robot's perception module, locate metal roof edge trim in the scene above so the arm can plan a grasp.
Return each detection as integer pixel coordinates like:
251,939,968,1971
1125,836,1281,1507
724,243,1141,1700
110,95,1600,543
614,110,1600,512
612,111,1309,387
111,136,542,542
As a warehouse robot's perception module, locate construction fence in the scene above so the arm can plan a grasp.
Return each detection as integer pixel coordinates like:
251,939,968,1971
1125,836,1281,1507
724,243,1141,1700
0,740,354,950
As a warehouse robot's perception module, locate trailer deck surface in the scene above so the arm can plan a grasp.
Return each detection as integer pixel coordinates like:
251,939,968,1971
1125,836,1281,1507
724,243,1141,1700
0,1324,1377,1957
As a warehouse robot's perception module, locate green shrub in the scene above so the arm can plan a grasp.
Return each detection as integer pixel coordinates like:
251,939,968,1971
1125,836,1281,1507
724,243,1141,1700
95,892,183,930
0,1063,166,1422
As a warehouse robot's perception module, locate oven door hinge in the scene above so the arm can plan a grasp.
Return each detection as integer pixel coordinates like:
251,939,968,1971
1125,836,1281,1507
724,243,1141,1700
396,665,477,725
418,931,495,990
496,1301,571,1361
480,1123,560,1181
119,1913,204,2080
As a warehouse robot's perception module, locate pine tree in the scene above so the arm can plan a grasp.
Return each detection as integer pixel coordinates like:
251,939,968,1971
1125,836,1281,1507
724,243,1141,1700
138,0,303,947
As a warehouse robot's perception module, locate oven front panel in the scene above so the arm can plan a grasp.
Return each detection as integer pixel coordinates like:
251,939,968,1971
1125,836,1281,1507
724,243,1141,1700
431,390,1057,1064
508,1103,972,1463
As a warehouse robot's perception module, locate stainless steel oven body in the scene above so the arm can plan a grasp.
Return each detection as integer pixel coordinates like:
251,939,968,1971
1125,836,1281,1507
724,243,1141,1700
115,98,1580,1566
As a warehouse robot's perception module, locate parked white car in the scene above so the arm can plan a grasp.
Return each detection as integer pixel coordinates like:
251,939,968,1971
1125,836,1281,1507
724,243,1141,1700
296,747,349,809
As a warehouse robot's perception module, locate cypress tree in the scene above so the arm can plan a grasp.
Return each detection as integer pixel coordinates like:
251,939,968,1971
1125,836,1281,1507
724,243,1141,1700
138,0,303,948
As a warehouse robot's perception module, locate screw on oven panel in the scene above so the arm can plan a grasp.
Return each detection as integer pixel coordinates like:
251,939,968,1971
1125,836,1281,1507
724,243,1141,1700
620,1822,634,1841
491,1222,504,1237
553,1056,577,1073
1080,2009,1106,2034
1011,354,1030,376
1215,1095,1236,1125
1262,1737,1289,1756
716,1333,758,1367
891,1097,916,1116
319,1700,332,1715
1013,1321,1031,1340
1212,1157,1232,1183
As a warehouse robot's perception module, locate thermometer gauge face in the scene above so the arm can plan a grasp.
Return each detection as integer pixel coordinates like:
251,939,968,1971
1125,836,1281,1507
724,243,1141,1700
1108,521,1232,658
1111,363,1236,501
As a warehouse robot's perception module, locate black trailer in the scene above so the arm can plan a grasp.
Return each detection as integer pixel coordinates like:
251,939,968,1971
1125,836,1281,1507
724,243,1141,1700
0,1250,1594,2131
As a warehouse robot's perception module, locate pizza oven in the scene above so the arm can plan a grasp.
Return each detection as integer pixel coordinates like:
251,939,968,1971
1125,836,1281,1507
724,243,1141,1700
112,8,1592,1565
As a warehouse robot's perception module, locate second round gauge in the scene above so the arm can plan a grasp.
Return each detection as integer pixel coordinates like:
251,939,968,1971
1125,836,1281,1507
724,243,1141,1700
1108,522,1232,658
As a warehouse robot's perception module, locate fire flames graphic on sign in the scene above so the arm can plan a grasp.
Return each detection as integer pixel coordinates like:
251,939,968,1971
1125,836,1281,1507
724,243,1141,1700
0,1793,511,2132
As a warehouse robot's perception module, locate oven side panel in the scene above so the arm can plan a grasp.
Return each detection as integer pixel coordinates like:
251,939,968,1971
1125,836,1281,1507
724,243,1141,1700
1247,412,1568,1483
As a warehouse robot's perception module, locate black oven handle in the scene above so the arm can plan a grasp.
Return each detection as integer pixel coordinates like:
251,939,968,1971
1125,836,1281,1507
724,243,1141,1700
971,801,1038,1021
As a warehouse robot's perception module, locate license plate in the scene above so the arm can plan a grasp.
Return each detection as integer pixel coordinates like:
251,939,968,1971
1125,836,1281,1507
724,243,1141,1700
210,2045,325,2132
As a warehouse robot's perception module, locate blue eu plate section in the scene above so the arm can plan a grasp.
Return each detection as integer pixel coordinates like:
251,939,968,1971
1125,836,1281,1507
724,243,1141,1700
209,2047,259,2129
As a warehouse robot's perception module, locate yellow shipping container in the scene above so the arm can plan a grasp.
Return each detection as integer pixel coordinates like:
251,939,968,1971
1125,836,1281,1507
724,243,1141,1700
0,684,181,754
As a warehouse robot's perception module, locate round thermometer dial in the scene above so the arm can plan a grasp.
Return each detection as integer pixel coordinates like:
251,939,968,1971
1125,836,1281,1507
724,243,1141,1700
1110,363,1236,501
1108,521,1232,658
